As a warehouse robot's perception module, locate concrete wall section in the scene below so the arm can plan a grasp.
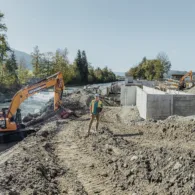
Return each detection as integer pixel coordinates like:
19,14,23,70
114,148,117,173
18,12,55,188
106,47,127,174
136,87,147,119
136,80,156,88
173,95,195,116
120,86,136,106
125,76,133,84
147,94,172,120
143,86,166,94
121,84,195,120
166,89,188,95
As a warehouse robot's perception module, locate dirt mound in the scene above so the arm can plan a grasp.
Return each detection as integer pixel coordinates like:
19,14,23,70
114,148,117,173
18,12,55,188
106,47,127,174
0,123,64,194
23,90,94,127
23,89,118,127
187,86,195,94
0,122,88,194
84,126,195,194
61,107,195,195
2,98,195,194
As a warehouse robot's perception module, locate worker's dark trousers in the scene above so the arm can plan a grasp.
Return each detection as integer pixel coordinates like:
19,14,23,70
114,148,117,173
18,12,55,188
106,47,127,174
88,114,100,132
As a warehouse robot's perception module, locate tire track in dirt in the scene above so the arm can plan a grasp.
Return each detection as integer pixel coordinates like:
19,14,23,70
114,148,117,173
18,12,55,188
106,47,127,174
54,121,117,195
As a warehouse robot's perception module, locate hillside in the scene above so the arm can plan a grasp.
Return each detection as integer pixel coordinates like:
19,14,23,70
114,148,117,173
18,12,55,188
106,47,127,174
12,50,193,78
13,49,32,70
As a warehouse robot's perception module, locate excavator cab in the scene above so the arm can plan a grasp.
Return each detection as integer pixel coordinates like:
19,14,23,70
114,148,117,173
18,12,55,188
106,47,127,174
178,70,193,90
0,110,6,129
0,108,8,128
0,108,18,131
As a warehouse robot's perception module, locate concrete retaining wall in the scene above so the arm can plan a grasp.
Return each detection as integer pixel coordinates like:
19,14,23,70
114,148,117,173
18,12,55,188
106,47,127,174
121,85,195,120
120,86,136,106
147,94,172,120
166,89,187,95
173,95,195,116
136,87,147,119
143,86,165,94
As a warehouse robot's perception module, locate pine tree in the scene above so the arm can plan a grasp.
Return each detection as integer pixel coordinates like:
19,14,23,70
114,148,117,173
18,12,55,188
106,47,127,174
17,57,31,84
75,50,83,82
4,51,19,85
31,46,42,77
6,52,18,73
0,12,11,81
81,50,88,83
42,52,54,77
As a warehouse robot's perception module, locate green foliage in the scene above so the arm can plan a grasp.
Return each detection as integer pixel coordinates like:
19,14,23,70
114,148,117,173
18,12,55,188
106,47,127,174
81,50,88,83
75,50,88,84
17,57,32,84
52,49,74,84
31,46,42,77
73,50,115,84
127,53,171,80
4,52,19,84
0,11,11,82
157,52,171,74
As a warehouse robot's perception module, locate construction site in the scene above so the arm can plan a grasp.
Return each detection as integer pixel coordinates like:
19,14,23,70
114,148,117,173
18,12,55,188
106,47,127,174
0,71,195,195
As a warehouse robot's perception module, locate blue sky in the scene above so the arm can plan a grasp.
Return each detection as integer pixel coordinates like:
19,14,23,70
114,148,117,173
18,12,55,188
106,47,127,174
0,0,195,72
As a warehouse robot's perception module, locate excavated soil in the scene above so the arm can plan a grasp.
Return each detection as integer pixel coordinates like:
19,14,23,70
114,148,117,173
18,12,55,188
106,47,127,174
187,86,195,94
1,96,195,194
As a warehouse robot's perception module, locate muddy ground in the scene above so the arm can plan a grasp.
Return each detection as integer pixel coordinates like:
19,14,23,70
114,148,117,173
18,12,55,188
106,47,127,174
0,90,195,195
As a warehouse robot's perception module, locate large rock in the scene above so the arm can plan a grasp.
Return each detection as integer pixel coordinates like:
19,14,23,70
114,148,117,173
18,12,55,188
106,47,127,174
23,113,34,123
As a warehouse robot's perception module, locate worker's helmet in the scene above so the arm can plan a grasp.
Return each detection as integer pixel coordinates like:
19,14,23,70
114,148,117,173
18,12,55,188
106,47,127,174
95,94,99,97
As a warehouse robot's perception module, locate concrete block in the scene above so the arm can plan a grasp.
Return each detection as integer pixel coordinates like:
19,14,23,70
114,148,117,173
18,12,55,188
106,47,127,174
136,87,147,119
173,95,195,116
120,86,136,106
147,94,172,120
143,86,165,94
120,84,195,120
125,76,133,84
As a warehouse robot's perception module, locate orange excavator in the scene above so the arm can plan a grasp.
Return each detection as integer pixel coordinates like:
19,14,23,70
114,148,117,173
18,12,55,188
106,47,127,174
178,70,193,90
0,72,64,142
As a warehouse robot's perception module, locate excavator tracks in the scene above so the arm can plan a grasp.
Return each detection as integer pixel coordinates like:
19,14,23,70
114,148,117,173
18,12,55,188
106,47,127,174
0,129,36,143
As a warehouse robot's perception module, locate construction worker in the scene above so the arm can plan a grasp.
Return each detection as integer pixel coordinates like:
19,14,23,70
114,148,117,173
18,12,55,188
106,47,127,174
87,94,103,136
15,108,22,125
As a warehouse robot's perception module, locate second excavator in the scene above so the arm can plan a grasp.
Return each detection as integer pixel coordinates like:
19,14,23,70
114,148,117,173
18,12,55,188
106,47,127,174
178,70,193,90
0,72,64,142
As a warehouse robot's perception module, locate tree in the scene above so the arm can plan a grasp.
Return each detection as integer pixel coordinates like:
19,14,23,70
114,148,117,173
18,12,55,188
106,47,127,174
6,52,18,73
94,67,103,82
0,12,11,81
17,57,31,84
142,59,162,80
88,64,96,83
75,50,83,82
41,52,54,77
81,50,88,83
52,49,74,84
31,46,42,77
5,51,19,84
157,52,171,74
0,12,7,31
127,53,171,80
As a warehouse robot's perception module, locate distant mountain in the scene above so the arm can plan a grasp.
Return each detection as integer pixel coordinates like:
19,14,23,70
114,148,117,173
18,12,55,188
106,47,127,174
13,49,33,70
114,72,125,76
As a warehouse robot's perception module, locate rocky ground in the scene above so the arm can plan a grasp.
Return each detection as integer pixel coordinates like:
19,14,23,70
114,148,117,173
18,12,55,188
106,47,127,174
0,90,195,195
187,86,195,94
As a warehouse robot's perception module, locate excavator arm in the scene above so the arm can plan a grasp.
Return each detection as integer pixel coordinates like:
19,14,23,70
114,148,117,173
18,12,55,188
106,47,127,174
179,70,193,90
7,72,64,119
180,70,193,83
